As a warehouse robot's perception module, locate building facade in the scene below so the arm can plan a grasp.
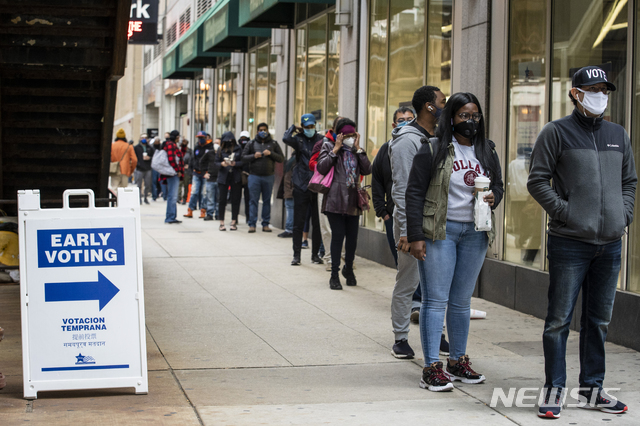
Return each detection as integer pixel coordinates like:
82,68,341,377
120,0,640,350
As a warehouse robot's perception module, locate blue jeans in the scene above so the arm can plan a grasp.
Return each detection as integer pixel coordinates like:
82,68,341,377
164,176,180,222
188,174,208,211
206,181,219,218
151,170,160,200
247,174,275,227
543,235,621,391
418,220,488,365
285,198,294,233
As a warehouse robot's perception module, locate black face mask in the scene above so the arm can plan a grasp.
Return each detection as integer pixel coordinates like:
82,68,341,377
453,120,478,139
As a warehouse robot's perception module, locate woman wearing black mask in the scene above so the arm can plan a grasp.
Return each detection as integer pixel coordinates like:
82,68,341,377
404,92,503,392
215,132,244,231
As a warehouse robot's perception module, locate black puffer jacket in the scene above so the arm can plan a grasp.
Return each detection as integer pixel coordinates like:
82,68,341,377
241,135,284,176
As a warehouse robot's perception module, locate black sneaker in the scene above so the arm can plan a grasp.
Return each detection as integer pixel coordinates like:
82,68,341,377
204,215,214,221
291,256,301,266
445,355,485,384
391,339,414,359
341,267,357,286
144,198,150,205
420,362,454,392
165,220,182,224
440,334,450,356
278,231,293,238
410,308,420,324
329,276,342,290
311,255,324,264
538,388,563,419
578,389,628,414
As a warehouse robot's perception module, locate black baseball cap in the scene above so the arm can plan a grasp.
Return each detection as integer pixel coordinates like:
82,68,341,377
571,66,616,91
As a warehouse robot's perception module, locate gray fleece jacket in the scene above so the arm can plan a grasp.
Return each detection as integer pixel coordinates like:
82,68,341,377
388,123,430,237
527,108,637,245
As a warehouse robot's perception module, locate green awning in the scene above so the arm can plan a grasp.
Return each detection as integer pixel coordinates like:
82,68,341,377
238,0,335,29
179,26,230,68
203,0,271,53
163,47,199,79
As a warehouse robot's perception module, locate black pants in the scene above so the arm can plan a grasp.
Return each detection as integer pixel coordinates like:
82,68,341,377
325,212,359,277
243,183,250,221
218,180,242,222
293,188,320,257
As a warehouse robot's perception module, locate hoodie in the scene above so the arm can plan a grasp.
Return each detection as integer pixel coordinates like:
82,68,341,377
388,121,431,237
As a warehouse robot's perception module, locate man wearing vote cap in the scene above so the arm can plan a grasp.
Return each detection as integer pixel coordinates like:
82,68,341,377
528,65,636,418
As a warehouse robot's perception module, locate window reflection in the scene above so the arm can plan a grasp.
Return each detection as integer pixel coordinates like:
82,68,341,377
216,65,236,137
504,0,546,268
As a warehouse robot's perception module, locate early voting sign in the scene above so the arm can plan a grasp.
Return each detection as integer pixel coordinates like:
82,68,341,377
18,188,148,399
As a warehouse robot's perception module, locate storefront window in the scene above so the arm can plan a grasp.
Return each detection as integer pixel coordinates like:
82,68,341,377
627,1,640,294
216,65,236,137
294,12,340,132
504,0,546,268
551,0,628,125
365,0,452,228
195,77,211,136
247,42,277,137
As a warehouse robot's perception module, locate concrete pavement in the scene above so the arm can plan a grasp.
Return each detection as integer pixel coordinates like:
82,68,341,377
1,198,639,425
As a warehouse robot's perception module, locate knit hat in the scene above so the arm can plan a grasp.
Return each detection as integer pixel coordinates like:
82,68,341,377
169,130,180,141
116,128,126,139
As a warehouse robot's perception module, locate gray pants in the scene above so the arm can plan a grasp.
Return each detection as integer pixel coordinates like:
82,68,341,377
135,169,152,201
391,219,421,341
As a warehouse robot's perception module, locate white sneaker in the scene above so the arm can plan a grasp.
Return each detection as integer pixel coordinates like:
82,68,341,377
470,309,486,319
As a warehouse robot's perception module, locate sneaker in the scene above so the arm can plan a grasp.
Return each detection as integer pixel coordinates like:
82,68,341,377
578,389,628,414
204,215,214,221
278,231,293,238
311,255,324,264
410,308,420,324
440,334,450,356
538,388,563,419
248,227,256,233
445,355,485,384
165,220,182,224
420,362,454,392
291,256,301,266
329,276,342,290
392,339,414,359
341,266,357,286
301,240,309,249
262,226,272,232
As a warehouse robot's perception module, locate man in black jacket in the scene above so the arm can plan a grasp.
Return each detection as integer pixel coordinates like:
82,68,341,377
528,66,636,418
372,107,415,265
242,123,284,232
185,131,213,218
284,113,324,265
134,134,155,204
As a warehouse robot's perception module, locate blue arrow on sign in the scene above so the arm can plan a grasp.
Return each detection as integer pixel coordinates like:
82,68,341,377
44,271,120,311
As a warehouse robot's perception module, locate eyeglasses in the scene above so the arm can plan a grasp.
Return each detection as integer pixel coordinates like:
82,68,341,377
579,86,609,95
457,112,483,122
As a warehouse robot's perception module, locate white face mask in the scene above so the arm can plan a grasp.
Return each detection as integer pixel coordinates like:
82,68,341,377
342,137,355,148
576,88,608,116
214,143,220,151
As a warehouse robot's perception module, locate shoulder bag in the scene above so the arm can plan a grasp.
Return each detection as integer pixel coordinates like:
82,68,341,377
110,146,130,175
151,149,177,176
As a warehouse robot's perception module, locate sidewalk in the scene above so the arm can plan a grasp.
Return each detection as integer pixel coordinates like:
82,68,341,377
1,198,639,425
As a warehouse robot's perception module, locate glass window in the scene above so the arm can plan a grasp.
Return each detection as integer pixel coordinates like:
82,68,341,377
628,2,640,294
504,0,546,268
247,51,257,136
364,0,452,229
269,47,277,131
195,77,210,135
295,28,307,127
256,44,270,128
307,14,328,130
216,65,236,137
294,13,340,131
551,0,628,124
327,14,340,131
